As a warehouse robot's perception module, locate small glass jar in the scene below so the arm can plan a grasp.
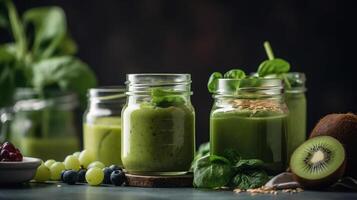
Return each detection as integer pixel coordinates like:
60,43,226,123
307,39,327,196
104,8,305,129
122,74,195,175
1,88,79,161
83,87,126,166
285,72,307,162
210,78,288,174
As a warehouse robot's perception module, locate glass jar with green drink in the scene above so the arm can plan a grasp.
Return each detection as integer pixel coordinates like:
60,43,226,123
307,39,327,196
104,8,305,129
122,74,195,175
83,87,126,166
285,72,307,162
0,88,79,161
210,78,288,174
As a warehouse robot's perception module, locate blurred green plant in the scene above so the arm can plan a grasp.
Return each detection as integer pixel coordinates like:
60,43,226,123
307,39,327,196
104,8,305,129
0,0,96,107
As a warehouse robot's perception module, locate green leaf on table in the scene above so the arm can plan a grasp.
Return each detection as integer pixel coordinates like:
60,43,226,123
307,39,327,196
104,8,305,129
235,159,264,170
190,142,210,171
193,155,234,188
257,58,290,77
230,169,270,189
31,56,97,104
23,6,67,60
207,72,222,93
222,148,241,165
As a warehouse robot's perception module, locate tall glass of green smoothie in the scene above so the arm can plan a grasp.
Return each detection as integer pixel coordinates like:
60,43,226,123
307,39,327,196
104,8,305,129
210,78,288,174
83,87,126,166
285,72,307,162
122,74,195,175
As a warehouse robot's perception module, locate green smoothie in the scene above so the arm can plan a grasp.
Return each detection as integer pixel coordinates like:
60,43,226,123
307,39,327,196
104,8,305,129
20,137,79,161
210,110,287,173
84,117,122,166
122,104,195,175
285,91,306,162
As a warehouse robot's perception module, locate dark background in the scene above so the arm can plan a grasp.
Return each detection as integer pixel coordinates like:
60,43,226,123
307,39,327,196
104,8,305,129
1,0,353,146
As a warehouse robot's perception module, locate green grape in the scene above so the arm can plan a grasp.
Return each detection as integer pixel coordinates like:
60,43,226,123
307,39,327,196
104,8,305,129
72,152,80,158
33,163,51,182
64,155,81,171
86,167,104,186
88,161,105,169
50,162,65,181
79,150,94,169
44,159,56,168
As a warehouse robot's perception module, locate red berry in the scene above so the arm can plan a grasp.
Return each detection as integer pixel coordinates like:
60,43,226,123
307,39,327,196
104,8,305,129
0,149,10,161
2,142,16,152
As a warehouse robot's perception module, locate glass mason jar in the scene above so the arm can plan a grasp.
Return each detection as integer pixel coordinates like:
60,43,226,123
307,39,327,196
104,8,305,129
0,88,79,161
285,72,307,162
122,74,195,175
210,78,288,174
83,87,126,166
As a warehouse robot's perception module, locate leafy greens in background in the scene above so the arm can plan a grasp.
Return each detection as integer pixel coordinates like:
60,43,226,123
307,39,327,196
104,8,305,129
192,143,270,189
0,0,96,107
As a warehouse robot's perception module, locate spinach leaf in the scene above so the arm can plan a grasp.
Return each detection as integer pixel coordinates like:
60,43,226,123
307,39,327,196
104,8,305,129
31,56,97,104
193,155,234,188
23,6,67,60
257,58,290,77
235,159,264,170
230,169,270,190
191,142,210,171
258,41,292,88
151,88,186,107
224,69,246,79
222,148,241,165
207,72,222,93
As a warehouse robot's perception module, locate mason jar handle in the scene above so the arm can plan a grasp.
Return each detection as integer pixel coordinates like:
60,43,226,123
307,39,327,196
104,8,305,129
0,107,14,142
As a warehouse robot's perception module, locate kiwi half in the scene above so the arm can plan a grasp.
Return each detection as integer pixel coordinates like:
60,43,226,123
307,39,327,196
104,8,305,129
290,136,346,189
310,113,357,178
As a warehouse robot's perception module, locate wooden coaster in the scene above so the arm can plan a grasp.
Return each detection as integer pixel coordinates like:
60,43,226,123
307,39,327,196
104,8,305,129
125,173,193,188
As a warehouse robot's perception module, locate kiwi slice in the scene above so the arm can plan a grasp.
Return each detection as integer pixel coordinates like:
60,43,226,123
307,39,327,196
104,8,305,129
290,136,346,189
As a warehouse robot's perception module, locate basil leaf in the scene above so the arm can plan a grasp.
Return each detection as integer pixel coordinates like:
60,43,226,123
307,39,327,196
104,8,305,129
224,69,246,79
207,72,222,93
31,56,97,105
193,155,234,188
23,7,67,60
257,58,290,77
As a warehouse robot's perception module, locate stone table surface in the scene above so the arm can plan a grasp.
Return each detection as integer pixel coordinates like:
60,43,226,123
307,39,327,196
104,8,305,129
1,183,357,200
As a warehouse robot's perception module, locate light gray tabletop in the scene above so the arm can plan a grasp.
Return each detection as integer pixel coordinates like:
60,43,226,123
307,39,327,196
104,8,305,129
1,183,356,200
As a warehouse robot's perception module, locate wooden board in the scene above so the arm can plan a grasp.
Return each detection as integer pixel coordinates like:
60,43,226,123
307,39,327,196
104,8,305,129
126,173,193,188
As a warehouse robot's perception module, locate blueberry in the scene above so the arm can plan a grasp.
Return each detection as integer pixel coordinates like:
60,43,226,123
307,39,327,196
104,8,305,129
103,167,114,184
63,170,78,185
77,169,87,183
109,165,122,171
110,170,126,186
60,170,67,182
